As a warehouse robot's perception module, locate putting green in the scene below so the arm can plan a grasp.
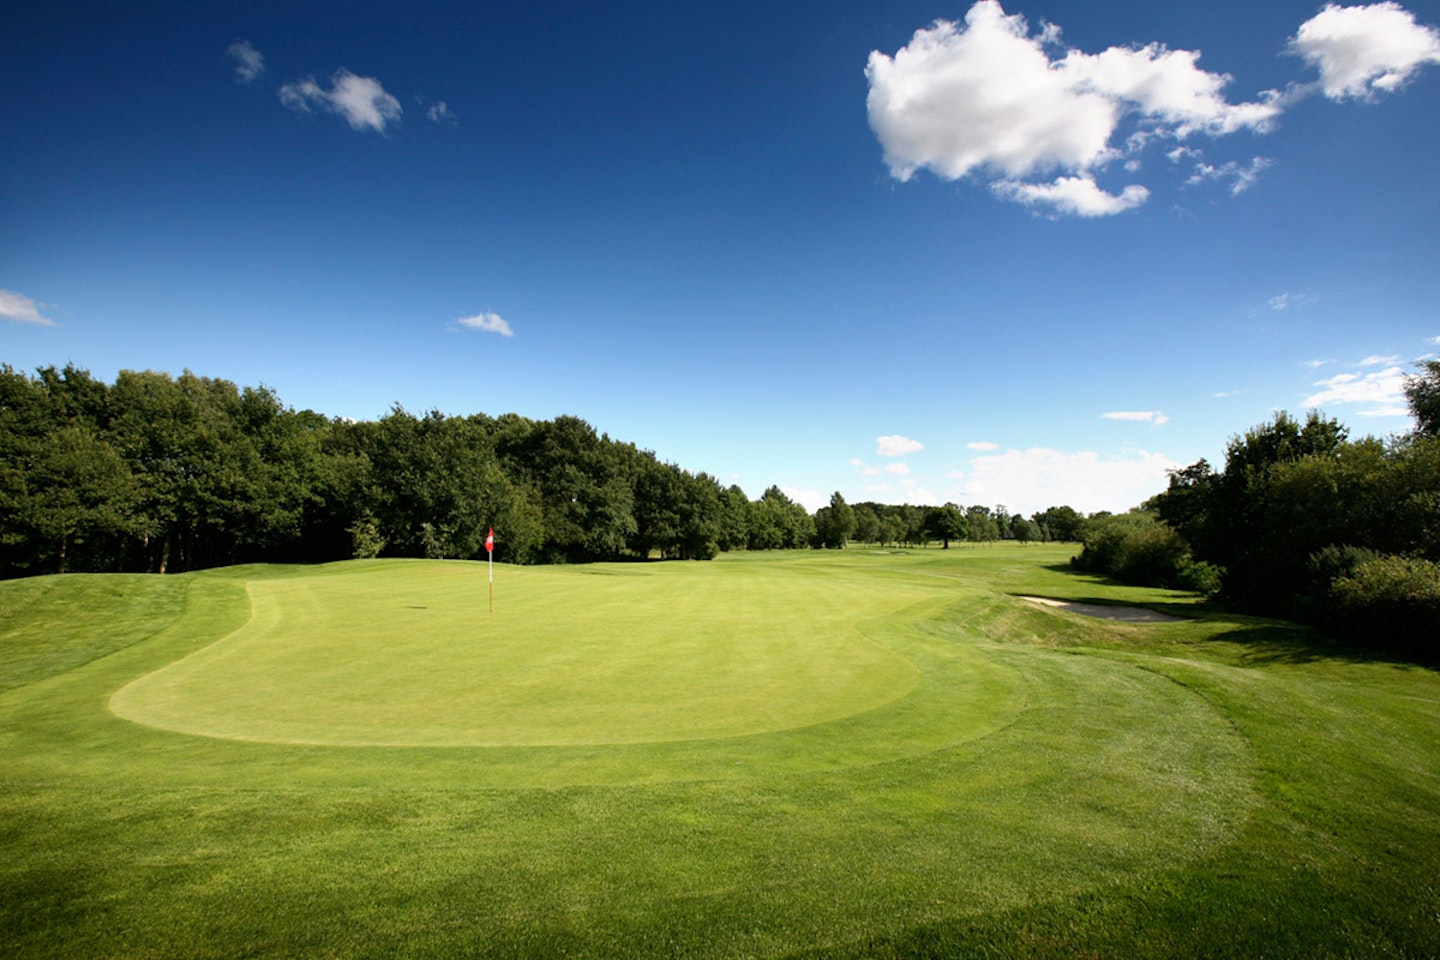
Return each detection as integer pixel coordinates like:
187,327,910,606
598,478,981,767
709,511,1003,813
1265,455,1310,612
111,560,946,749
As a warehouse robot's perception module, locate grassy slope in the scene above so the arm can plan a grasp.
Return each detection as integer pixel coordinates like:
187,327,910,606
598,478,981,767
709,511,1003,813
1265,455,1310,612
1,545,1437,959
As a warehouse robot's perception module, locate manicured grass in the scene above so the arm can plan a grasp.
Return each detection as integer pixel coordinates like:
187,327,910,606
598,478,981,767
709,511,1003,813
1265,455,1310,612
2,545,1438,958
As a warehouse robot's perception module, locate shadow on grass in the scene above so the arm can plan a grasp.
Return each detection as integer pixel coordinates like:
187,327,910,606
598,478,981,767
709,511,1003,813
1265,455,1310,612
1041,566,1436,672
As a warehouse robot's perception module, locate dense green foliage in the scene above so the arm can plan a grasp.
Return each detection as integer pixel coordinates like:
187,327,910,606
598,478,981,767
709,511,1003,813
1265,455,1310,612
1071,510,1222,595
3,548,1438,958
0,365,813,574
1150,376,1440,657
2,365,1102,575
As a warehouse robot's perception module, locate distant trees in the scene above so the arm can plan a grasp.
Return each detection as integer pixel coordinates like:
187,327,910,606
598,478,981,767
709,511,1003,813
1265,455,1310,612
747,487,815,550
813,492,856,548
924,504,967,548
1031,505,1086,542
0,365,818,576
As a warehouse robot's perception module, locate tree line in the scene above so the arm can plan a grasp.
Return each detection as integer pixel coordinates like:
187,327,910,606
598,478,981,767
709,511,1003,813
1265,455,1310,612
1,365,1103,579
1074,361,1440,658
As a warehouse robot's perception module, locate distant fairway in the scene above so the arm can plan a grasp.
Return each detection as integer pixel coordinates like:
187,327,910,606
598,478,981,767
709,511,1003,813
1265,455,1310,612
4,547,1439,959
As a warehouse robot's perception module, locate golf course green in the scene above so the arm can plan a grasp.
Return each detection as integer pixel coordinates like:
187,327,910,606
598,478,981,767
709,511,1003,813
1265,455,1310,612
2,545,1438,958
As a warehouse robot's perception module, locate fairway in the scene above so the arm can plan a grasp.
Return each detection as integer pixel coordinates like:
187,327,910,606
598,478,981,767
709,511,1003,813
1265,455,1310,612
4,546,1439,959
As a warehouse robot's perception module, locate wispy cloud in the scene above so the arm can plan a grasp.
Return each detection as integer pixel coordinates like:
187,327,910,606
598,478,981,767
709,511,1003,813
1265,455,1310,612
1186,156,1274,194
1101,410,1170,426
0,289,55,326
426,101,457,126
876,435,924,456
1212,389,1243,398
1268,291,1317,311
1305,358,1338,368
226,40,265,84
1303,364,1408,414
455,312,513,337
850,458,911,477
966,440,999,451
280,69,402,133
993,176,1149,217
1360,353,1400,366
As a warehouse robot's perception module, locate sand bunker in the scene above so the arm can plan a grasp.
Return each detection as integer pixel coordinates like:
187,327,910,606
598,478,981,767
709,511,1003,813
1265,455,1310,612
1018,596,1183,623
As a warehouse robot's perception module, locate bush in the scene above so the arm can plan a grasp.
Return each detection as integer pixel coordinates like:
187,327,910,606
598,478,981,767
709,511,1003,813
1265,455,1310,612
1175,557,1224,596
1329,554,1440,658
1073,512,1220,594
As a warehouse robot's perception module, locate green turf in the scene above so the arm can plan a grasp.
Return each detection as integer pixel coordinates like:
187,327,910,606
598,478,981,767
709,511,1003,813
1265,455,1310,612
2,545,1438,959
112,559,923,747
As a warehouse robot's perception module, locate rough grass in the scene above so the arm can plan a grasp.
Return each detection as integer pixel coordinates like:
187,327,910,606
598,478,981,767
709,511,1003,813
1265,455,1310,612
2,544,1438,958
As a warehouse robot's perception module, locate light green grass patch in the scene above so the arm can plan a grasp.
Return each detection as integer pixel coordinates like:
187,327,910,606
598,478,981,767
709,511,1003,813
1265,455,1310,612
111,560,919,747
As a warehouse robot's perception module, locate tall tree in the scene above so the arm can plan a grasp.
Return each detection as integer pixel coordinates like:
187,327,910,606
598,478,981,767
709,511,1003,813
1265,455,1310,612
1404,359,1440,438
925,504,967,549
814,491,856,549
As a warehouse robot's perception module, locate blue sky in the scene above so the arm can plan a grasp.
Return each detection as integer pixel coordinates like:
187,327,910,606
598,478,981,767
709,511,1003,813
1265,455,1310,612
4,0,1438,514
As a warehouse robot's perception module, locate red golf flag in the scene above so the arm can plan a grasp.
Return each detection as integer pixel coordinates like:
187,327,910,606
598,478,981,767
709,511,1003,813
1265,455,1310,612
485,528,494,612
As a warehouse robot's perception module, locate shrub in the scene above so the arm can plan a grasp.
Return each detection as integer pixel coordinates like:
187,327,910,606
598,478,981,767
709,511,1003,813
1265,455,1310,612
1073,512,1220,594
1329,554,1440,658
1175,557,1224,596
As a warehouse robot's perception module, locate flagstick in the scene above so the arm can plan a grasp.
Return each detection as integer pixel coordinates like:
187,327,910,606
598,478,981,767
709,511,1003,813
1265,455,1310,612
485,527,495,613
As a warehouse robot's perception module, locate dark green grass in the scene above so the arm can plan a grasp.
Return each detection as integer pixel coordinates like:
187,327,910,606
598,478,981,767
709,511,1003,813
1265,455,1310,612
2,545,1437,958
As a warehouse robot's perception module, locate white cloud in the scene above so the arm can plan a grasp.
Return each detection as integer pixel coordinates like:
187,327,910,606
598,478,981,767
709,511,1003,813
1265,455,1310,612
227,40,265,84
782,487,828,513
1305,357,1338,368
959,447,1181,515
280,69,402,133
0,289,55,326
1290,2,1440,100
1186,156,1274,194
1303,364,1408,412
865,1,1281,215
850,458,910,477
966,441,999,451
426,101,457,126
455,312,513,337
1269,291,1317,311
1212,389,1243,398
993,175,1150,217
1360,353,1400,366
1101,410,1170,426
876,435,924,456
